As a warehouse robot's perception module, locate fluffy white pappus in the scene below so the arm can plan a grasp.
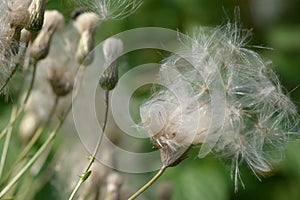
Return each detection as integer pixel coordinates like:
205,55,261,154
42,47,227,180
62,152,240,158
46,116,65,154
77,0,142,20
140,22,299,190
73,12,100,34
103,37,123,64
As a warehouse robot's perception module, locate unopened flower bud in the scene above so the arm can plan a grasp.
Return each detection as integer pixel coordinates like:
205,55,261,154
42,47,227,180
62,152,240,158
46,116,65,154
99,37,123,90
26,0,47,32
73,12,99,66
30,10,64,61
48,65,73,97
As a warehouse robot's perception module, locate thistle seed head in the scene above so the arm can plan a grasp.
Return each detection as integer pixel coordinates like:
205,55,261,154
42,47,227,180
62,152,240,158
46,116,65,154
73,12,99,66
76,30,95,66
140,22,299,190
73,12,99,35
31,10,64,61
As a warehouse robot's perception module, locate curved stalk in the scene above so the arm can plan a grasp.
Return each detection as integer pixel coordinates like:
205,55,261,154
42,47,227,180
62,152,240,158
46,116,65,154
0,64,19,93
0,102,71,198
0,106,18,179
128,165,168,200
18,96,59,162
0,60,38,141
68,90,110,200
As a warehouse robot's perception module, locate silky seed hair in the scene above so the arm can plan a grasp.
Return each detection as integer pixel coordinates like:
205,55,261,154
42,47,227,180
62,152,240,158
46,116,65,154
76,0,142,20
140,21,299,190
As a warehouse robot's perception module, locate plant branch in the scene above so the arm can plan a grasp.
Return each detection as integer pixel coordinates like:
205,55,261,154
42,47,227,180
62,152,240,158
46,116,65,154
128,165,168,200
0,106,18,179
68,90,110,200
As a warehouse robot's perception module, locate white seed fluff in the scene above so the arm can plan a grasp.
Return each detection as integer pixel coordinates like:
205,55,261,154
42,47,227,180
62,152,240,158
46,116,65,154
140,22,299,190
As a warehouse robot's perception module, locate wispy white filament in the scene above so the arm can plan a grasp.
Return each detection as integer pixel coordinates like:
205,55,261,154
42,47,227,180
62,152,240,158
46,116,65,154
77,0,142,20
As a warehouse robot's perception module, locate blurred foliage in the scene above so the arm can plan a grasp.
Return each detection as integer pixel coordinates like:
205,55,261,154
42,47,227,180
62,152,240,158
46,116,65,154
1,0,300,200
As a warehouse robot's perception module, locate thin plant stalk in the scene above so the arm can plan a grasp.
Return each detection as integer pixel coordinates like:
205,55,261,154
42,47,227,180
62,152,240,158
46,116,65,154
0,39,31,94
0,64,19,93
0,96,60,186
0,103,71,198
0,64,87,197
128,165,168,200
68,90,110,200
18,96,60,162
0,106,18,179
0,61,38,141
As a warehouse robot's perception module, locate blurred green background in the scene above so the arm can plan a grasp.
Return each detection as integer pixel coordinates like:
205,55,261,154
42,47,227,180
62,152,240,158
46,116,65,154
1,0,300,199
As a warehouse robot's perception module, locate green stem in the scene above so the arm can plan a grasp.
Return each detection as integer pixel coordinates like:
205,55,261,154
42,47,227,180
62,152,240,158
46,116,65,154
0,60,38,141
0,106,18,179
0,102,70,198
18,96,59,162
0,64,19,93
68,90,110,200
23,60,37,104
128,165,168,200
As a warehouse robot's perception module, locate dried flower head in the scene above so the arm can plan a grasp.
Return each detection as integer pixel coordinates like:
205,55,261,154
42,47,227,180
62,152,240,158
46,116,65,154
140,22,299,190
30,10,64,61
99,37,123,90
26,0,47,32
73,11,99,66
77,0,142,20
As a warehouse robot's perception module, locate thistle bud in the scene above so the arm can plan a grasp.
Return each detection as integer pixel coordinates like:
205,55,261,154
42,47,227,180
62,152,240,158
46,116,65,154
73,12,99,66
25,0,47,32
48,65,73,97
30,10,64,61
99,37,123,90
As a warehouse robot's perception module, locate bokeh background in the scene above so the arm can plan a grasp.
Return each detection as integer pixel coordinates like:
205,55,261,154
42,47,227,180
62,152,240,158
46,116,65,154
1,0,300,199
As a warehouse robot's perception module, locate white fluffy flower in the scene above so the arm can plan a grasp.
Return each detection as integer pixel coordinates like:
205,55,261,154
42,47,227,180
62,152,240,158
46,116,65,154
140,22,299,190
